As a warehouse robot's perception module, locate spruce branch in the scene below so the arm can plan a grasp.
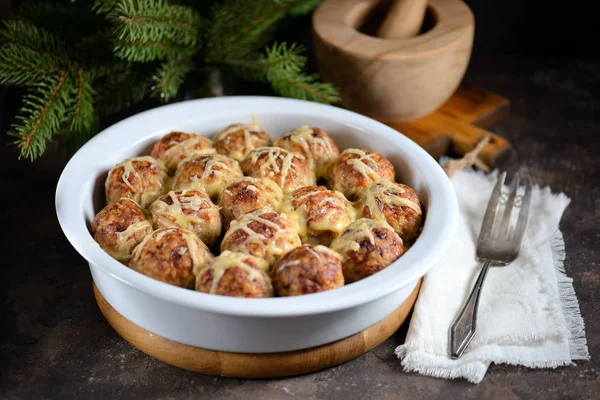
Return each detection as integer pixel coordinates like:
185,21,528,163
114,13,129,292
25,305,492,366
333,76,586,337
68,70,96,135
223,42,339,104
111,0,201,62
11,73,73,160
152,56,193,101
205,0,294,61
1,20,68,62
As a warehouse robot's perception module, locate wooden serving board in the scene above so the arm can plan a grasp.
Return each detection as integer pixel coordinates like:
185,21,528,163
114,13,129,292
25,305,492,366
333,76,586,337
385,84,512,167
94,280,421,378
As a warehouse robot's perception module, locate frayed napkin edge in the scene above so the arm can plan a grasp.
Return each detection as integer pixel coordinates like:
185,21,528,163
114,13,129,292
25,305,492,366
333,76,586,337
395,169,590,383
551,230,590,361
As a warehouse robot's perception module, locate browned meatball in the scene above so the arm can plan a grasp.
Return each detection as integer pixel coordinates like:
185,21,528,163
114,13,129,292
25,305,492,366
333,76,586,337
356,179,423,242
328,149,395,200
213,122,270,162
105,156,168,208
149,189,222,247
195,251,273,298
273,245,344,296
280,186,355,246
221,209,301,267
150,131,214,173
173,153,243,200
241,147,316,194
91,198,153,262
274,126,339,178
330,218,404,283
129,227,214,288
218,177,284,228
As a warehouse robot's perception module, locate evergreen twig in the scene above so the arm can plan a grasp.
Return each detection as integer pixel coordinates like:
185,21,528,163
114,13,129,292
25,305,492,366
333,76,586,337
1,0,336,160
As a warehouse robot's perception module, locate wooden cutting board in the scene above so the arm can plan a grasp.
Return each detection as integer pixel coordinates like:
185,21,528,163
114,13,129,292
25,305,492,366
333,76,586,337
94,280,421,378
386,84,512,167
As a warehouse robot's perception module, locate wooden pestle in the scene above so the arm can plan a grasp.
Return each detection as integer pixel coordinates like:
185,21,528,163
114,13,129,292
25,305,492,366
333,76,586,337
377,0,428,39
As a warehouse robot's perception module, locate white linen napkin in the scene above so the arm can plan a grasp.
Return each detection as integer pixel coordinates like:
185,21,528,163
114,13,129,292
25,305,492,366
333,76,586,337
395,168,590,383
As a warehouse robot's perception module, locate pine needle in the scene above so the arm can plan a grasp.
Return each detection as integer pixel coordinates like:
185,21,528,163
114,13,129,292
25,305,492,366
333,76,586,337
111,0,201,62
152,56,193,101
11,74,73,160
223,42,340,104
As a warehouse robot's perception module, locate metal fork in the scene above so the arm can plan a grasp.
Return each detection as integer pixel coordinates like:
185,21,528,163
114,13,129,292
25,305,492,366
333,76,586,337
449,170,532,359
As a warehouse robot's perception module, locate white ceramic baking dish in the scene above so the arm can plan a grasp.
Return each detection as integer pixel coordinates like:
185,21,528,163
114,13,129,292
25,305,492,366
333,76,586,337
56,96,457,353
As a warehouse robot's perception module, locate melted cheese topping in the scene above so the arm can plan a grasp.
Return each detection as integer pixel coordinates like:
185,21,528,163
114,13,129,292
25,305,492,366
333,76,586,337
107,156,168,208
276,245,342,273
130,228,213,277
281,125,337,177
343,149,382,181
175,154,242,196
214,115,263,161
221,209,301,264
330,218,392,254
245,147,315,192
162,135,215,170
202,250,269,294
360,179,422,221
151,189,221,244
280,188,356,241
108,219,153,262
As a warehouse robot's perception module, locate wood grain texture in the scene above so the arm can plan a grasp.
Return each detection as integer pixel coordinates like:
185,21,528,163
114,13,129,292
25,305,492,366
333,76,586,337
377,0,428,39
313,0,474,121
94,280,422,378
384,84,512,165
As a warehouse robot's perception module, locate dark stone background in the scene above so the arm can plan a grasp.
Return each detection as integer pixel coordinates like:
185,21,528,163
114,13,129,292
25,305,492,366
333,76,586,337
1,1,598,399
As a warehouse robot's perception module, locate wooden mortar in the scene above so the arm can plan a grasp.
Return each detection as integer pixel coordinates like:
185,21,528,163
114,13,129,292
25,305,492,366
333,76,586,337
313,0,475,122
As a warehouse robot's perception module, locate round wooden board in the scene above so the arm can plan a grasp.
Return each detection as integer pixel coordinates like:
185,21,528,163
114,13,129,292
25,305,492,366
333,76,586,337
94,280,421,378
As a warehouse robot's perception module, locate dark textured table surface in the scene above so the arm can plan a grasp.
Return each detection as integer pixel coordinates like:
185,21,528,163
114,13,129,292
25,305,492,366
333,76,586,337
1,55,598,399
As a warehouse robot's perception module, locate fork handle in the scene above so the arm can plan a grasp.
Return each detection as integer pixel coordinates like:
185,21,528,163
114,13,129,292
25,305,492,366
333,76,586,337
449,260,492,359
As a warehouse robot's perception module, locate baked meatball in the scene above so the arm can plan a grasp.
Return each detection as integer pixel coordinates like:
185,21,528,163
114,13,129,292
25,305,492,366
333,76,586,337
356,179,423,242
129,227,214,288
330,218,404,283
149,189,222,247
328,149,395,200
195,251,273,298
173,153,243,200
241,147,316,194
280,186,355,246
150,131,214,173
91,198,153,262
213,121,270,162
221,209,301,267
273,244,344,296
105,156,168,208
218,177,284,228
274,125,339,178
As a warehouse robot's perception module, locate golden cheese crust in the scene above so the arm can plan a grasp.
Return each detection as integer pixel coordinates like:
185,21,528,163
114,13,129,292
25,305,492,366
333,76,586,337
218,177,284,228
274,126,339,178
214,122,270,162
105,156,168,209
280,186,355,246
241,147,316,194
273,244,344,296
328,149,395,200
173,153,243,200
129,227,214,288
195,251,273,298
150,189,222,247
91,198,153,262
150,131,214,173
330,218,404,283
357,179,423,242
221,208,302,267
